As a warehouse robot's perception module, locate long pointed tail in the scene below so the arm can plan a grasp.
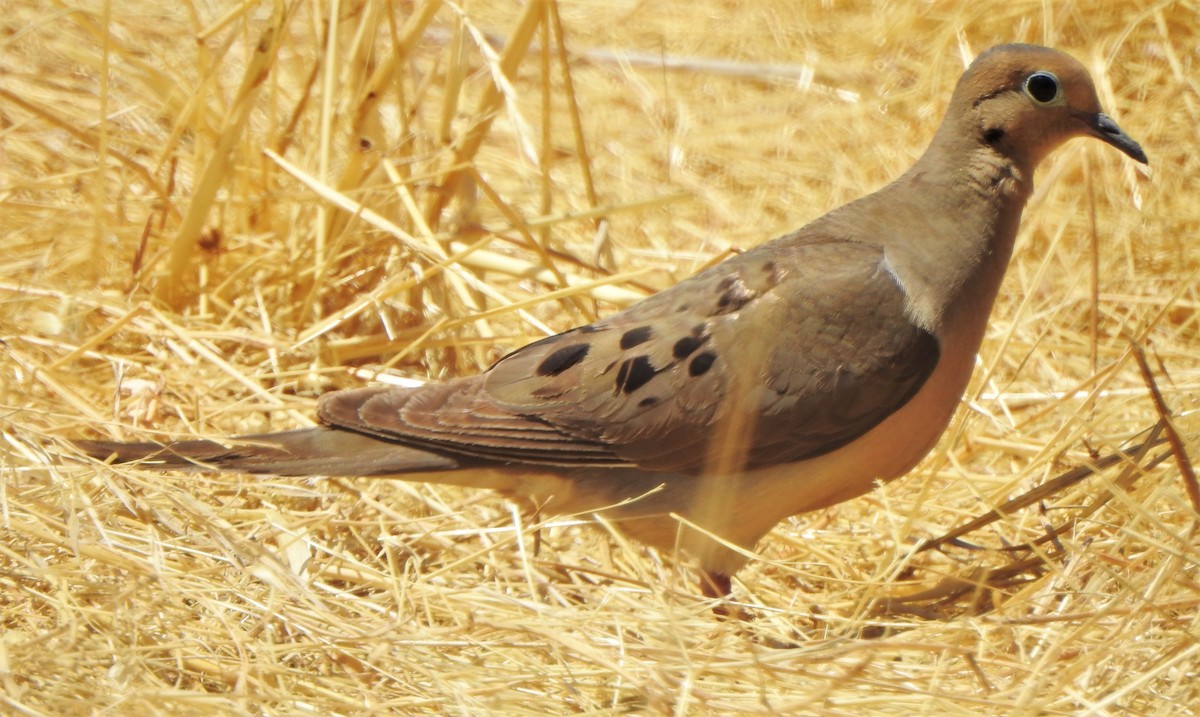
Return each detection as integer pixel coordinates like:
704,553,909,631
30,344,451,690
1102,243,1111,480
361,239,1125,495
74,427,464,477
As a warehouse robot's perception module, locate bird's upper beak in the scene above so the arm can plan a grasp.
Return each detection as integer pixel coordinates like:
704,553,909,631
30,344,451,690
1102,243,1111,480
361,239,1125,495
1085,112,1148,164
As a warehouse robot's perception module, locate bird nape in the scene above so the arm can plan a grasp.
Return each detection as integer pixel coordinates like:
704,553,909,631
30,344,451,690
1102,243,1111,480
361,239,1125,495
75,44,1146,603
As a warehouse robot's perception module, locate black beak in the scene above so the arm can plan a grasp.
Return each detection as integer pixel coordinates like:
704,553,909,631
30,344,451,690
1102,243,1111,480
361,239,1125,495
1087,112,1148,164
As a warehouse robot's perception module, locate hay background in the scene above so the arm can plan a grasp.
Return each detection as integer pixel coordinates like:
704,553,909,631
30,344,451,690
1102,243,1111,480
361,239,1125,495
2,1,1197,714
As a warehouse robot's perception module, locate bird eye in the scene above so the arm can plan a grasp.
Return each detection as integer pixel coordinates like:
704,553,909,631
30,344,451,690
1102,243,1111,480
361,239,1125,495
1024,71,1061,104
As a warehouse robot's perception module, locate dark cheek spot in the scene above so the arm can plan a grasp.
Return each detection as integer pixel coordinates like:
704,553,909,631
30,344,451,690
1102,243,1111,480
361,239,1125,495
688,351,717,377
984,127,1004,145
619,326,653,350
535,344,590,377
614,355,658,394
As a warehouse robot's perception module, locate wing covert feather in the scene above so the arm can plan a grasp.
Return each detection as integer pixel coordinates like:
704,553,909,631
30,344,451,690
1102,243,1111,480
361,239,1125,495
317,235,939,474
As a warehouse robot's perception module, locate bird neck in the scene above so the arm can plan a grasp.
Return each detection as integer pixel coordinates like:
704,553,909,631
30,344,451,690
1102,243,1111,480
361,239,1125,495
841,141,1033,336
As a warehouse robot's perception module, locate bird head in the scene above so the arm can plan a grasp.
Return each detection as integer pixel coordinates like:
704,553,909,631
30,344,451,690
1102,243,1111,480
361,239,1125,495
945,44,1147,169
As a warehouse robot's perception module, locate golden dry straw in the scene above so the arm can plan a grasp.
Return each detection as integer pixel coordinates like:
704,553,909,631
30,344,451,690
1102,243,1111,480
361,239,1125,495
1,0,1197,714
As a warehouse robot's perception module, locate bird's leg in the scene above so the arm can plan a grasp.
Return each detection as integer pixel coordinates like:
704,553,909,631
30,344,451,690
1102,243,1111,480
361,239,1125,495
700,570,753,620
700,570,732,598
530,504,543,556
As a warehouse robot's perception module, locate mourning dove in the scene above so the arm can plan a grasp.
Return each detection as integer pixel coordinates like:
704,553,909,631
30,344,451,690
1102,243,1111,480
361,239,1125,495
77,44,1146,598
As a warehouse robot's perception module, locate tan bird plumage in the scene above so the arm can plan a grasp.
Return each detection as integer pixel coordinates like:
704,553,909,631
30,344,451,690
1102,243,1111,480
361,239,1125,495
77,45,1147,598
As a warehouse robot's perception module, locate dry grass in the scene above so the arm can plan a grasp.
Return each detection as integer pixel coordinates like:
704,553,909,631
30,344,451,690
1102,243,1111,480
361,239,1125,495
2,0,1198,714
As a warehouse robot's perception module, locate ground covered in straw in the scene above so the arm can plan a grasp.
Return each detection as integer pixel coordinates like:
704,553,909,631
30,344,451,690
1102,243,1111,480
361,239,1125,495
2,1,1198,714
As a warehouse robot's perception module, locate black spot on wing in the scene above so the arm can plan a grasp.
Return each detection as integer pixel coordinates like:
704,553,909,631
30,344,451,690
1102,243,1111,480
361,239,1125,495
715,274,757,313
688,351,717,377
614,355,659,394
672,335,706,360
535,344,590,377
491,330,567,367
619,326,653,350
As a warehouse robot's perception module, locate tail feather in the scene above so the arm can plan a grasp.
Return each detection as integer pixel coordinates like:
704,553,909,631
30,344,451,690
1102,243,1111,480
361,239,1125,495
74,427,464,477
